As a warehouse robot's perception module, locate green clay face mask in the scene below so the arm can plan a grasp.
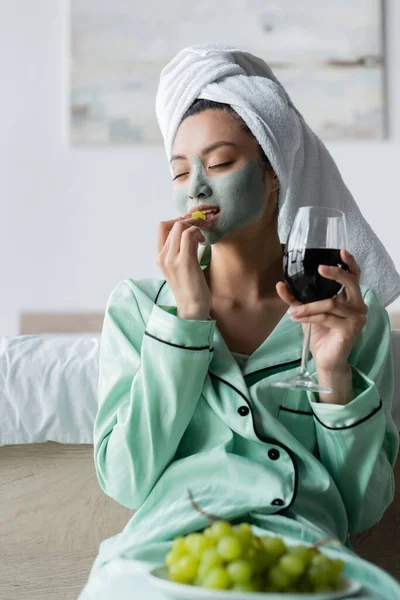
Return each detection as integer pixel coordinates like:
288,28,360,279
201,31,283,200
174,156,266,245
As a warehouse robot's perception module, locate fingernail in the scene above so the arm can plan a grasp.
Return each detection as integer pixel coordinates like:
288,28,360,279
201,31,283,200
289,306,300,315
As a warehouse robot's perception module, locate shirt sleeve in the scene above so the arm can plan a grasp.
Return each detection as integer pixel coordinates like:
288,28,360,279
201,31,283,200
93,280,216,510
306,287,400,534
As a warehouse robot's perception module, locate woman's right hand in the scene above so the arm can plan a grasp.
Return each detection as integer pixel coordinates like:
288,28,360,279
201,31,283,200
156,216,213,320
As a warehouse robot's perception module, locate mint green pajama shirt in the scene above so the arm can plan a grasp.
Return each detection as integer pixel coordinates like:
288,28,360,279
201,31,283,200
78,251,400,599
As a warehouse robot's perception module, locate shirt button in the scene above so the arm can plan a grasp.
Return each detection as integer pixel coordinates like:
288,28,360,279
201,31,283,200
238,406,250,416
271,498,284,506
268,448,280,460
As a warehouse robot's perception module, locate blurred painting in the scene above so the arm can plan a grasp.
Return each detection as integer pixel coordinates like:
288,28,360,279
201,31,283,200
70,0,385,145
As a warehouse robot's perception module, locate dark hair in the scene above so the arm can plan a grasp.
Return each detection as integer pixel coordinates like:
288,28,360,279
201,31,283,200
181,99,273,171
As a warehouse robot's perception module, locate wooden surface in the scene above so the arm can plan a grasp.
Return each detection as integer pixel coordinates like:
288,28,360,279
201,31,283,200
350,452,400,581
0,443,134,600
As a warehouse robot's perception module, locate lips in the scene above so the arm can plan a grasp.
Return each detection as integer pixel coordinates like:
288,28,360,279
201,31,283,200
181,204,221,226
189,203,221,214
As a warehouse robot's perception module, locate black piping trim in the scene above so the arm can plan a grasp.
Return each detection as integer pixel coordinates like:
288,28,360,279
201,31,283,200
154,280,167,305
279,406,313,416
209,372,298,513
152,280,213,352
312,399,383,430
144,331,210,351
244,358,302,381
209,372,249,403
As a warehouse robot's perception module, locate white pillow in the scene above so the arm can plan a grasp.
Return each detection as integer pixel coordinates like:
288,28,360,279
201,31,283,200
0,335,100,445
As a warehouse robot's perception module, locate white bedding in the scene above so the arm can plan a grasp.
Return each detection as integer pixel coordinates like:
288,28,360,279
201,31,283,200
0,331,399,446
0,334,100,445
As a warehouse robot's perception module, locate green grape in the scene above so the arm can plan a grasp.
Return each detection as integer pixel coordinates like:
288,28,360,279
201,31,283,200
217,535,243,561
233,523,253,547
243,546,271,573
311,553,331,569
268,565,293,590
185,533,213,558
226,559,253,583
279,552,307,577
289,545,316,566
171,537,187,556
165,551,177,568
232,581,259,592
262,536,287,561
205,520,232,540
330,558,345,576
307,564,333,586
169,555,199,584
184,533,202,550
166,537,189,568
197,548,223,579
201,566,231,590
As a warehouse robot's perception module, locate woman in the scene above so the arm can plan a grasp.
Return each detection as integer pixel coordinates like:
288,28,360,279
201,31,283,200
78,46,400,599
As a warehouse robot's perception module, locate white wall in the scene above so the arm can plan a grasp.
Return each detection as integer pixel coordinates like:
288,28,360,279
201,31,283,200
0,0,399,336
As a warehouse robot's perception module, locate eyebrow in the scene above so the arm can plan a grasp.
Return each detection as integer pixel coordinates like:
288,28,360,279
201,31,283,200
170,141,237,163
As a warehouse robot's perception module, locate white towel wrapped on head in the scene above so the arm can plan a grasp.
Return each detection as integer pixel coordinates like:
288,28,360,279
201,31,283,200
156,43,400,307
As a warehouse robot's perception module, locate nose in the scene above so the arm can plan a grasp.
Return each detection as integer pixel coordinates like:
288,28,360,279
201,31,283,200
187,169,212,201
187,185,212,200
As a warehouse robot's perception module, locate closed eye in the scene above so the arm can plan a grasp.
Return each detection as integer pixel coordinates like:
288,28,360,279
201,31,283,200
172,172,189,181
173,161,234,181
209,161,234,169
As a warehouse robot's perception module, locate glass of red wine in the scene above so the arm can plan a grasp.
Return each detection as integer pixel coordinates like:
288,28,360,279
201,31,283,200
272,206,348,393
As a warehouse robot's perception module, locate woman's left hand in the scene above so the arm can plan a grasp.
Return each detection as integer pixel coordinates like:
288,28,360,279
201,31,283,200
276,249,368,375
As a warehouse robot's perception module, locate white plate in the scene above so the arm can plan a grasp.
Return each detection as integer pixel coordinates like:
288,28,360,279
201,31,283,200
147,566,362,600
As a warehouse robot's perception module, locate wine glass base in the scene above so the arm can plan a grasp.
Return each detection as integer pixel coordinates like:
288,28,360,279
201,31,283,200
271,379,333,394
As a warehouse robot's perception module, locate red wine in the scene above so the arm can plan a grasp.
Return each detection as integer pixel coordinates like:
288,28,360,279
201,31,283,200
284,248,348,304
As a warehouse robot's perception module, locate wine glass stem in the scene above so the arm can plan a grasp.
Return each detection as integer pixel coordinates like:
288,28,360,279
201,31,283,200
298,322,312,378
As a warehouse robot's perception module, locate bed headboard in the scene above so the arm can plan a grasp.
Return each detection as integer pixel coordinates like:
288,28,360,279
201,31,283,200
19,311,400,335
19,312,104,335
391,313,400,329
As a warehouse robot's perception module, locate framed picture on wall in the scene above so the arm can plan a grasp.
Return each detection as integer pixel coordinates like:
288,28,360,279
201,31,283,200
70,0,386,145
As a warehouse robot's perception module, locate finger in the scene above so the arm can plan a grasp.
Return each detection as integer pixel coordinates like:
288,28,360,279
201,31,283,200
157,213,213,253
341,249,361,279
180,225,205,259
180,216,213,230
318,265,363,306
290,296,367,319
291,305,366,324
276,281,302,307
293,313,345,329
292,312,365,333
167,221,199,256
157,218,181,255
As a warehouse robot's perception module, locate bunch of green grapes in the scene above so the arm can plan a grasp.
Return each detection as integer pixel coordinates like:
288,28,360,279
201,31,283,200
165,521,345,593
